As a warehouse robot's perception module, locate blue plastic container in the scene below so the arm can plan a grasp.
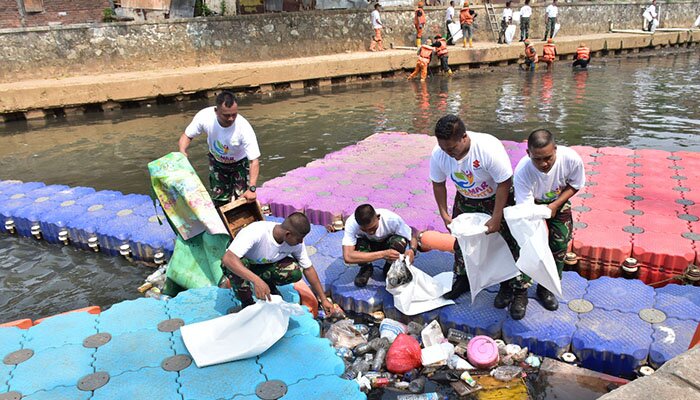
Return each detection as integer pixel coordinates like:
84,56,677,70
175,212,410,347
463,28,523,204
128,215,176,262
65,206,114,251
41,203,90,244
24,184,70,200
96,213,145,257
12,199,58,238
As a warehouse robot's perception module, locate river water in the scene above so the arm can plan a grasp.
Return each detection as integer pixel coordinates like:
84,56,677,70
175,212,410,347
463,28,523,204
0,48,698,323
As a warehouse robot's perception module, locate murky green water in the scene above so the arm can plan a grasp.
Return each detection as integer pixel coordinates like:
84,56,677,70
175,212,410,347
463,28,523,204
0,48,698,322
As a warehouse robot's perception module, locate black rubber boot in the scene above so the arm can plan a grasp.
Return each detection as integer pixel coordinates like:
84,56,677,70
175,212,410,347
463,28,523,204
354,264,374,287
443,275,470,300
509,288,529,320
383,261,392,278
494,281,513,309
537,284,559,311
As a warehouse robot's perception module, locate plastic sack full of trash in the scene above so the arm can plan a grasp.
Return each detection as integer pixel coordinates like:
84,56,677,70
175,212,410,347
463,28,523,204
386,255,413,289
325,319,369,349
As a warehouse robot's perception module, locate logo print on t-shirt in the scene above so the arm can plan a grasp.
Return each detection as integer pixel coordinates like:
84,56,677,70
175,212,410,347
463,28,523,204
213,140,230,155
473,160,481,169
451,170,476,189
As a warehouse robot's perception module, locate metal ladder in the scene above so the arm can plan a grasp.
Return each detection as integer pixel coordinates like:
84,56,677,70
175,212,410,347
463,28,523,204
484,1,501,41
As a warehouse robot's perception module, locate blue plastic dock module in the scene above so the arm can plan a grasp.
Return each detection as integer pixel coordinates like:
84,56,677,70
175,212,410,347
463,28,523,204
571,309,653,377
502,300,578,359
649,317,696,368
331,267,385,314
91,367,182,400
22,385,91,400
23,312,98,352
166,286,240,324
654,284,700,322
314,231,344,258
308,253,346,293
439,291,508,338
412,250,454,277
96,297,170,335
93,330,175,376
584,276,655,313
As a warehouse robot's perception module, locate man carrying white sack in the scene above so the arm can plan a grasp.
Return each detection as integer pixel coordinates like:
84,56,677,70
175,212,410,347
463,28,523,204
221,212,333,313
513,129,585,315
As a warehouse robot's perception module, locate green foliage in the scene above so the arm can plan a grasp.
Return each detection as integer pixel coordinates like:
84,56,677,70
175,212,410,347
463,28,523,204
195,0,216,16
102,7,116,22
220,0,227,15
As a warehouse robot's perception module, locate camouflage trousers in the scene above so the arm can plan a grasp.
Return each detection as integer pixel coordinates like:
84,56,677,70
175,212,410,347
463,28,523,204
355,235,409,268
208,153,249,207
451,192,522,286
222,257,302,303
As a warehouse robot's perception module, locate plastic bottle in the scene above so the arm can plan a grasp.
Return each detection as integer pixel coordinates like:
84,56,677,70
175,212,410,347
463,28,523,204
396,393,441,400
408,376,426,393
354,342,373,356
372,346,387,371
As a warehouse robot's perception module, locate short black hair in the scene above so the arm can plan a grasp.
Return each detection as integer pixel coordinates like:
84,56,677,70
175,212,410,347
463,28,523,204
435,114,466,140
374,3,381,9
527,129,555,150
506,1,511,6
215,91,237,108
450,1,454,5
525,0,530,4
354,204,377,227
282,212,311,236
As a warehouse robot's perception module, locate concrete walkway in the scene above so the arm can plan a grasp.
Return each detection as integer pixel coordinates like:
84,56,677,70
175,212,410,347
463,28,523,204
1,31,698,118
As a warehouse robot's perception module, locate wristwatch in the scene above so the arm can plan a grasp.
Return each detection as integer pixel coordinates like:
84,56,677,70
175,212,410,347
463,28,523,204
249,185,257,192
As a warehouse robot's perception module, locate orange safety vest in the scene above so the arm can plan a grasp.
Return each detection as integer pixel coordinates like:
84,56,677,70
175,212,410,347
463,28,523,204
576,46,590,60
460,7,473,25
419,44,434,64
526,44,538,62
415,8,426,28
542,43,556,62
436,38,448,56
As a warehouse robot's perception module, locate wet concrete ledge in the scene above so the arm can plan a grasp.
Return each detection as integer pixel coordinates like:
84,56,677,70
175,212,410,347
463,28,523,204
0,31,698,122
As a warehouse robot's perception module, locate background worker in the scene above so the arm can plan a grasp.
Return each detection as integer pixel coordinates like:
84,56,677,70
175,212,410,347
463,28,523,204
408,41,435,81
342,204,418,287
432,35,453,75
415,2,427,47
498,1,514,44
513,129,585,317
541,38,557,70
370,3,385,51
543,0,558,41
522,39,538,71
221,212,333,313
519,0,532,41
572,42,591,68
179,90,260,207
445,1,456,44
430,115,520,304
643,0,658,32
459,1,475,48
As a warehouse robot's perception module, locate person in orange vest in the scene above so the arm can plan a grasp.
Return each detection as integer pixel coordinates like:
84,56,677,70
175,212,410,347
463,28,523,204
541,38,557,70
408,41,435,82
459,2,476,48
572,42,591,69
414,2,427,47
432,35,453,75
522,39,538,71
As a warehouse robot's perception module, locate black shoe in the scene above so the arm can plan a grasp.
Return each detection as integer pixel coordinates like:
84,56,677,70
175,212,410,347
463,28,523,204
383,261,392,278
354,264,374,287
537,284,559,311
443,275,470,300
509,288,529,320
494,282,513,309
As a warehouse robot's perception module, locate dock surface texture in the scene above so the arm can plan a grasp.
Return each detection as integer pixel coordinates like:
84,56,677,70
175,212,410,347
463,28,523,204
0,285,363,400
1,31,698,116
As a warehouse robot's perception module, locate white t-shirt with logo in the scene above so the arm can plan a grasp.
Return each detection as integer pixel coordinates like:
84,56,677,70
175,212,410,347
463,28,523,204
430,131,513,199
445,6,455,22
185,106,261,164
502,8,513,21
513,146,586,204
520,5,532,18
228,221,312,269
545,4,558,18
342,208,413,247
371,10,382,29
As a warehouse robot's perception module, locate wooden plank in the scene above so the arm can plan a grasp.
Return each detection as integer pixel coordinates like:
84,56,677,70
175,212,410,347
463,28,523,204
24,0,44,13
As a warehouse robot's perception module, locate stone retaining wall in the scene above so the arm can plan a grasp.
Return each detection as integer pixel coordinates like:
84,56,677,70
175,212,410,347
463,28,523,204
0,1,699,83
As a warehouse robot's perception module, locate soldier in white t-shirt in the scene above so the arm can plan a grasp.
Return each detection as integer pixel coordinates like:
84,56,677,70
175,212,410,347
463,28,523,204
342,204,418,287
178,91,261,207
221,212,333,312
513,129,585,318
543,0,558,41
430,115,520,307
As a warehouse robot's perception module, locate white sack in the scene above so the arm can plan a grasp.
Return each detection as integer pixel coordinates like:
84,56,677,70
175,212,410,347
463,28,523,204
448,21,463,43
512,11,521,25
503,204,562,298
505,25,516,44
386,263,454,315
693,14,699,28
449,213,521,302
181,295,304,367
552,23,561,38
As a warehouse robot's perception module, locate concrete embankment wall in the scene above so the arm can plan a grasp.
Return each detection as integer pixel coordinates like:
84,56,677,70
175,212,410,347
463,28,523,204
1,1,700,83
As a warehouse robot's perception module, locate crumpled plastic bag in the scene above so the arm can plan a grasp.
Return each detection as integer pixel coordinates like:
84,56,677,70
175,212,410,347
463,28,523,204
449,213,521,302
386,333,423,374
503,204,562,299
325,319,368,349
386,255,413,289
386,259,454,315
181,295,304,367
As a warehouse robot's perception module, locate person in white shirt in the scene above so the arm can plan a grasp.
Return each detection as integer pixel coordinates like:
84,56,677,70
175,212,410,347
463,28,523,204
543,0,558,41
519,0,532,41
370,3,386,51
222,212,333,312
498,1,513,44
445,1,456,44
179,91,260,207
513,129,585,317
643,0,658,32
342,204,418,287
430,115,520,307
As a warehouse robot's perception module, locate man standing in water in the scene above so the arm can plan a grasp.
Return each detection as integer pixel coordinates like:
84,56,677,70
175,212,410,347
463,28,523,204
178,91,260,207
513,129,585,317
429,115,520,312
